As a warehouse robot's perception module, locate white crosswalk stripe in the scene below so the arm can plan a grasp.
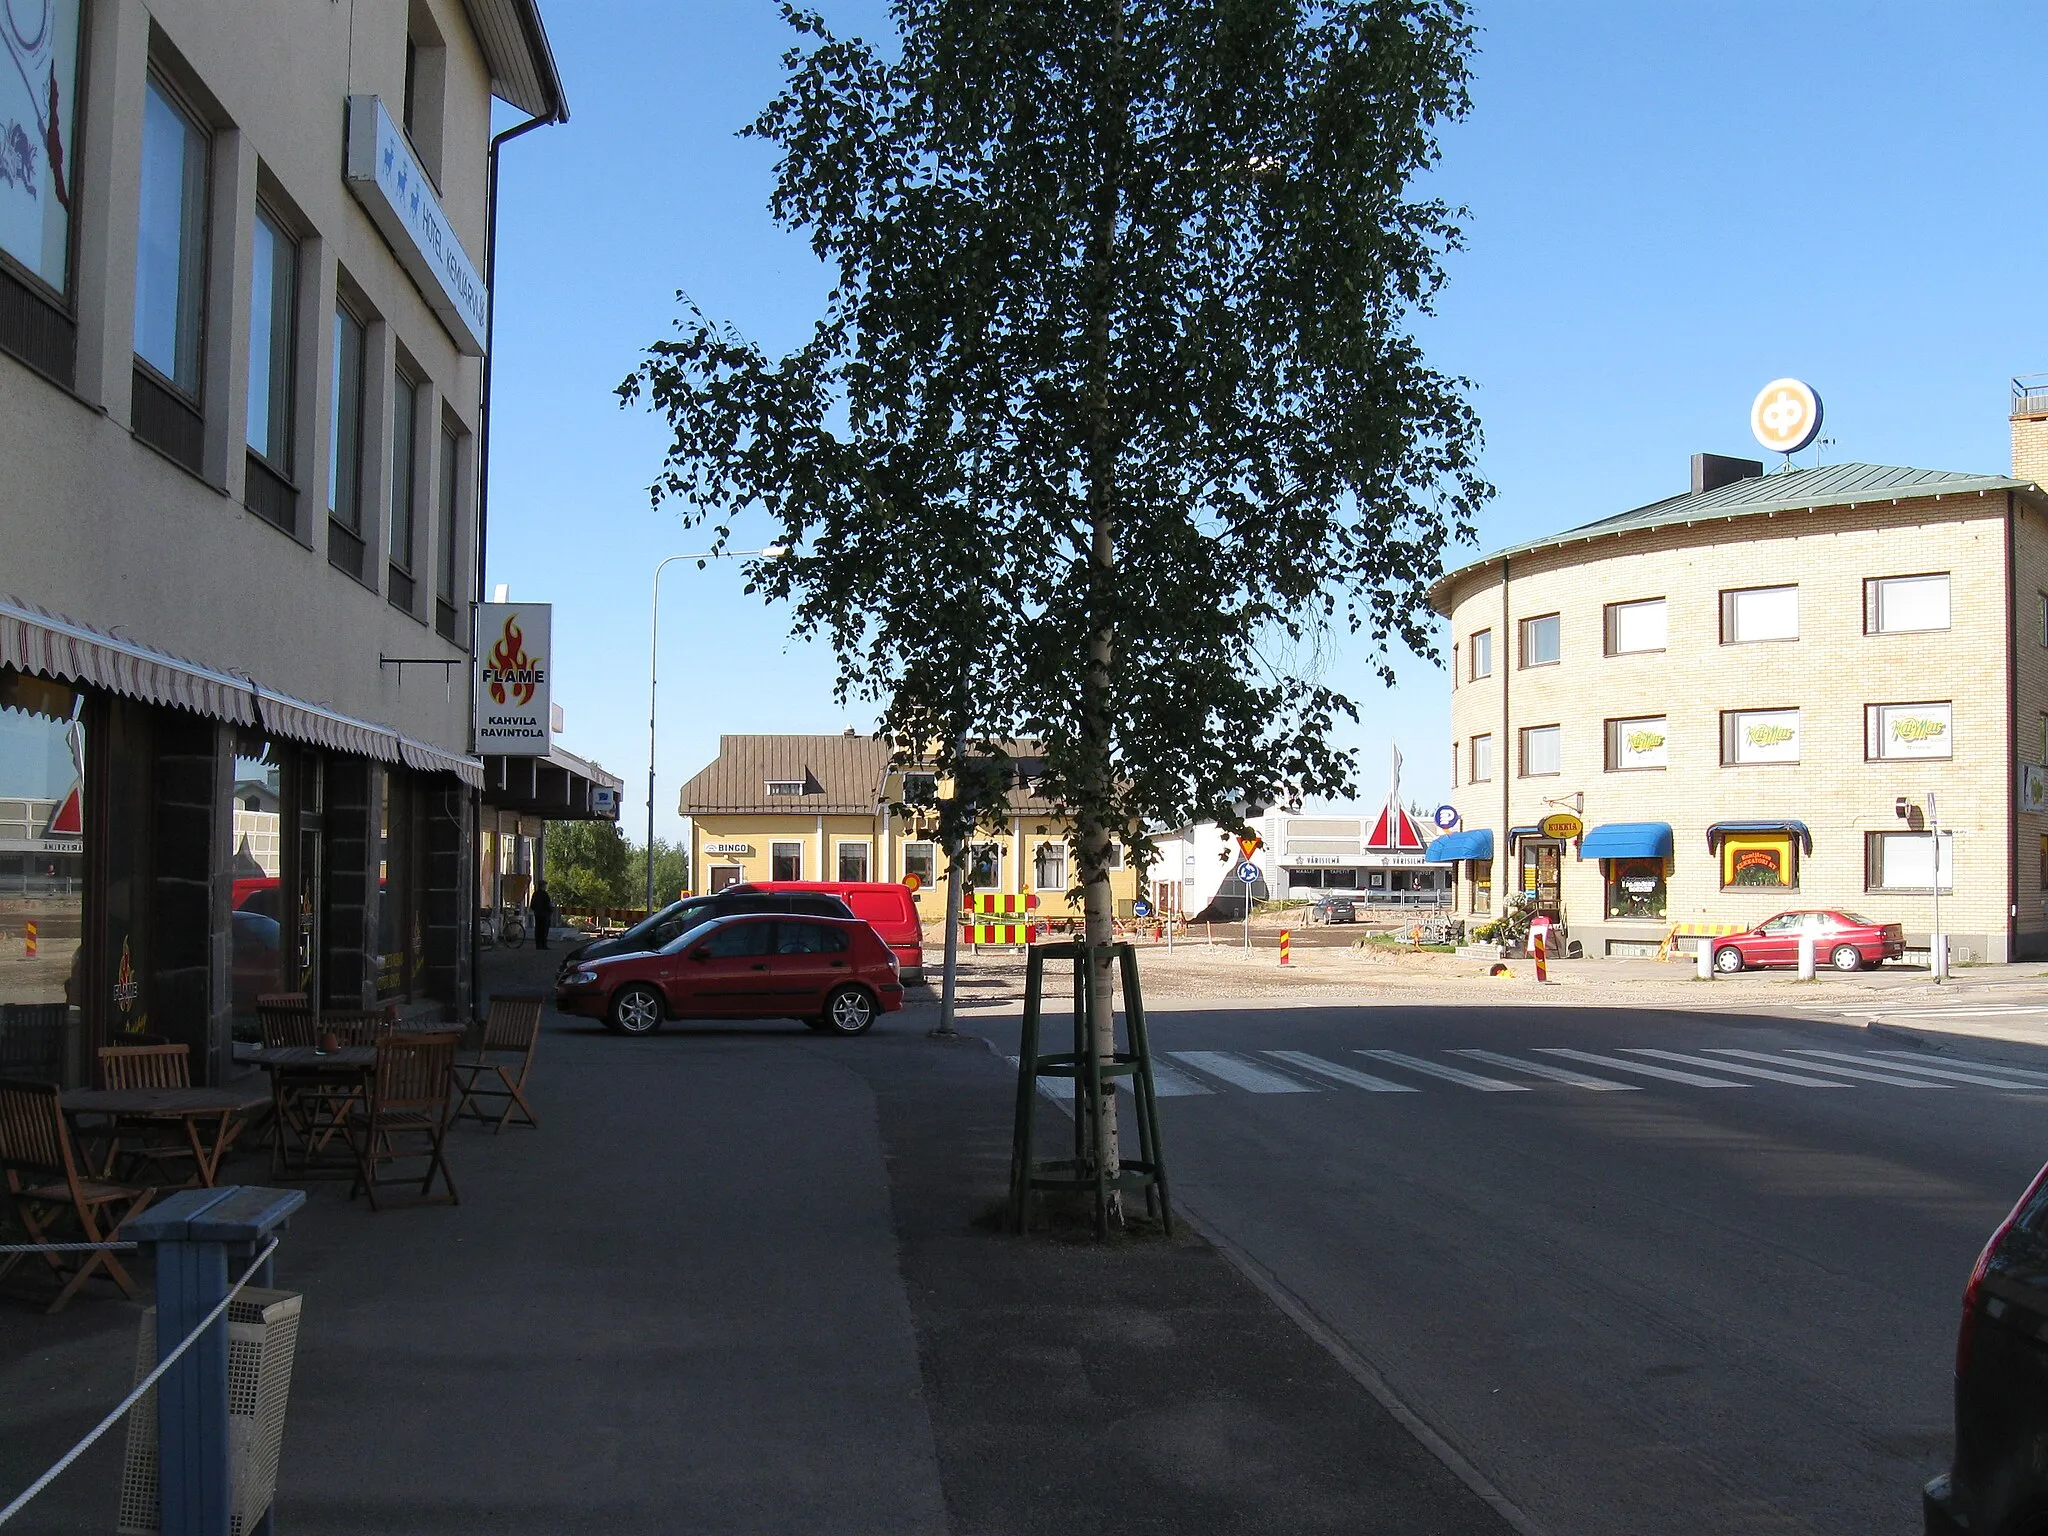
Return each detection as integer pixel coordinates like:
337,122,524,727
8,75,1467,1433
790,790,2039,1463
1534,1048,1747,1087
1450,1049,1640,1090
1622,1048,1848,1088
1170,1051,1320,1093
1357,1049,1528,1091
1704,1048,1949,1087
1867,1049,2048,1087
1795,1049,2048,1091
1264,1050,1417,1092
1005,1056,1212,1098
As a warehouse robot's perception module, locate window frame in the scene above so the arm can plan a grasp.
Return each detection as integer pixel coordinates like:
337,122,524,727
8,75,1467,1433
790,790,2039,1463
1602,857,1669,920
1604,715,1668,772
1864,700,1954,763
1518,613,1561,669
769,841,803,881
1033,840,1069,892
1864,572,1951,636
133,70,211,400
1720,832,1799,891
902,841,937,886
1866,830,1955,894
1720,707,1801,767
328,300,368,534
436,421,464,640
1518,723,1562,779
1719,584,1800,645
835,840,871,883
387,368,421,613
1469,628,1493,680
0,0,83,305
1603,597,1667,656
764,780,806,798
1469,733,1494,784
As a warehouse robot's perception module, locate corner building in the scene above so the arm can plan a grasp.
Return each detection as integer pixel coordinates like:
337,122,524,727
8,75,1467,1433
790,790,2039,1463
1432,426,2048,964
0,1,565,1083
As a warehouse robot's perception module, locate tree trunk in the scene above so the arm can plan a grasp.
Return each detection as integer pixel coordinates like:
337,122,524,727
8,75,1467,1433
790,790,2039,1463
936,830,964,1036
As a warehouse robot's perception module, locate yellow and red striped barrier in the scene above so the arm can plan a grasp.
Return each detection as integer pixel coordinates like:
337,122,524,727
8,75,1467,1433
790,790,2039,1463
969,893,1038,916
962,922,1040,946
1279,929,1291,966
23,921,35,960
1532,926,1547,982
1655,922,1745,961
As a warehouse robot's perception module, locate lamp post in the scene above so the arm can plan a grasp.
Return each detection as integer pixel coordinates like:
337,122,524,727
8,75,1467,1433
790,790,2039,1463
646,547,784,913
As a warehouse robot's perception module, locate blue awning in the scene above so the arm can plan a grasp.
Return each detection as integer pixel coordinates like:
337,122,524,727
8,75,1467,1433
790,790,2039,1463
1706,820,1813,855
1425,829,1494,864
1505,824,1542,850
1581,821,1674,860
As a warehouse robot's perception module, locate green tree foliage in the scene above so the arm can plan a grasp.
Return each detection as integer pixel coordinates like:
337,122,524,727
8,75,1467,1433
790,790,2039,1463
623,0,1488,1203
632,839,693,910
545,823,690,911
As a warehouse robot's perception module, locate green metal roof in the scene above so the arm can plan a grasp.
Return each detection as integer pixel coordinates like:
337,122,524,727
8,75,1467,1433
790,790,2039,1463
1430,462,2035,613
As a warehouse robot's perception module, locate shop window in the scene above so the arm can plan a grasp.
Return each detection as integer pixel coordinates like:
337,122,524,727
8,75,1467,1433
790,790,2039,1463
246,205,299,526
1721,584,1799,643
1519,613,1560,668
389,370,421,614
1605,715,1667,771
1721,833,1797,890
1866,830,1953,893
1721,707,1800,765
1470,734,1493,783
328,301,369,578
1324,869,1357,889
229,742,287,1032
1865,701,1952,761
0,0,80,294
1469,629,1492,680
374,771,418,1002
1033,841,1067,891
1289,869,1323,890
0,670,86,1037
1469,862,1492,913
1604,598,1666,655
902,842,936,886
1865,574,1950,635
1604,858,1668,920
771,841,803,881
837,841,870,882
1518,724,1561,777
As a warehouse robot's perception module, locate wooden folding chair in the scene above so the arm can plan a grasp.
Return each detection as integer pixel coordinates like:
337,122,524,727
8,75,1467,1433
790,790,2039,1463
93,1044,201,1185
255,992,308,1011
453,995,543,1133
347,1032,460,1210
0,1078,154,1313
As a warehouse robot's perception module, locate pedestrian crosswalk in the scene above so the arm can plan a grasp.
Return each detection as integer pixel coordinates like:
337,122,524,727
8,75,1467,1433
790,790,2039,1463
1007,1044,2048,1100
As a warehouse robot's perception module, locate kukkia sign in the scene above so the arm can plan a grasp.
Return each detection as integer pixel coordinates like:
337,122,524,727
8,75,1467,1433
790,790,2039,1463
475,604,551,755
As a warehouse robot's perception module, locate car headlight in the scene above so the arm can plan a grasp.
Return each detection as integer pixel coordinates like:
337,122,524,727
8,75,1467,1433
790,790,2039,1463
565,970,599,987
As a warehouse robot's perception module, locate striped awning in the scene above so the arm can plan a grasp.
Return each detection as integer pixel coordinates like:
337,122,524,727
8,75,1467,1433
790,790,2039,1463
400,734,485,788
0,594,256,725
255,689,401,763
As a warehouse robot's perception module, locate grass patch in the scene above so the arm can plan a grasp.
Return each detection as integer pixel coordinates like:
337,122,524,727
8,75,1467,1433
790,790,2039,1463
1362,933,1456,954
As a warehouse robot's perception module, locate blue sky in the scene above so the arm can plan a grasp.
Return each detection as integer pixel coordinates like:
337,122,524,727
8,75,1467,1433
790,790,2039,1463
485,2,2048,847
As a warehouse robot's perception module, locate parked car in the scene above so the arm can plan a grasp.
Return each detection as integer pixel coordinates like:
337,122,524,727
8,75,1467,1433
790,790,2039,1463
1711,910,1904,974
556,913,902,1036
1926,1161,2048,1536
555,885,855,976
1308,894,1357,925
745,880,925,981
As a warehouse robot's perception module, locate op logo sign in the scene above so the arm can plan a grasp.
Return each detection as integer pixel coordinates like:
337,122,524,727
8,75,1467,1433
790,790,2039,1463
1750,378,1824,456
475,603,551,755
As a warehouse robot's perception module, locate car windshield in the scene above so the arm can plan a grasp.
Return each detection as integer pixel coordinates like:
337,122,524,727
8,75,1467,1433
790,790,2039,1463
1834,912,1879,927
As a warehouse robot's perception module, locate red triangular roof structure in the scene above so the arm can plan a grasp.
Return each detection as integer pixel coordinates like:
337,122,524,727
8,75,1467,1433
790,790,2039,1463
1365,801,1427,852
45,785,82,837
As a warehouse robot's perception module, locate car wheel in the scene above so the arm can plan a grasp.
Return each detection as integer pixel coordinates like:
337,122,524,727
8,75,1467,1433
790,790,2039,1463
1713,946,1744,974
609,984,664,1036
1831,945,1863,973
821,985,876,1036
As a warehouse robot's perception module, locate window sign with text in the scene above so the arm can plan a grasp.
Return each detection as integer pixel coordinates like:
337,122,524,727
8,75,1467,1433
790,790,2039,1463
474,603,551,754
0,0,80,291
1725,708,1800,765
1867,701,1953,761
1609,715,1667,770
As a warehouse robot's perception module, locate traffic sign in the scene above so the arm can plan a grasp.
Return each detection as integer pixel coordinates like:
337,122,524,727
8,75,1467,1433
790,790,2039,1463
1132,898,1153,918
1432,804,1460,830
1236,835,1260,861
1237,862,1260,884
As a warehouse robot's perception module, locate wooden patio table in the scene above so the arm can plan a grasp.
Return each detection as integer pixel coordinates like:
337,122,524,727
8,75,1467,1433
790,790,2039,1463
61,1084,271,1188
244,1046,377,1176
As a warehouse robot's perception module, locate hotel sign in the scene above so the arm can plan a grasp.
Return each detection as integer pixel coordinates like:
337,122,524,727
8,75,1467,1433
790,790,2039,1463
344,96,488,354
475,604,551,755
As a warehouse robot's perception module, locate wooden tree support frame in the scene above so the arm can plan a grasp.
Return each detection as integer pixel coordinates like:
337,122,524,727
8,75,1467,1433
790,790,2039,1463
1007,940,1172,1239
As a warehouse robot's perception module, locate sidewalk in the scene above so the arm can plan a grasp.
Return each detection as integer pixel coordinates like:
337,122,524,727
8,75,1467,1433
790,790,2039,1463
0,939,1511,1534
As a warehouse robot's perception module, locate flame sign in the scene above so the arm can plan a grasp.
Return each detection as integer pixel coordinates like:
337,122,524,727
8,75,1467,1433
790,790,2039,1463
489,614,538,706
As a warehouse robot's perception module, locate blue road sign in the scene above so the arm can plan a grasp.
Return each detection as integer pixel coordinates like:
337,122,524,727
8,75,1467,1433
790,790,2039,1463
1132,898,1154,918
1237,862,1260,883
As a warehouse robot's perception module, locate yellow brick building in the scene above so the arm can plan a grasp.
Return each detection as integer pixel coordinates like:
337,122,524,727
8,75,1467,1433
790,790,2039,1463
1430,425,2048,964
679,733,1140,916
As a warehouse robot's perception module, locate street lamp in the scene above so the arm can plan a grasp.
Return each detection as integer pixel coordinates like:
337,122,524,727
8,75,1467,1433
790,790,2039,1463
646,546,786,912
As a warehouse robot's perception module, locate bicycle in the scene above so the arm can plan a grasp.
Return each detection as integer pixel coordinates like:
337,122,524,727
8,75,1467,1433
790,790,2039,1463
497,904,528,948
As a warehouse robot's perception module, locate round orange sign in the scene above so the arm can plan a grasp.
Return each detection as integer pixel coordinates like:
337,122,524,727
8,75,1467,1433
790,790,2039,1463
903,872,923,892
1749,378,1823,455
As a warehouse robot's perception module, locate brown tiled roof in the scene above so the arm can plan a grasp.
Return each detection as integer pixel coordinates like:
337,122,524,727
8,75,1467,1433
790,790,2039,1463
679,733,891,816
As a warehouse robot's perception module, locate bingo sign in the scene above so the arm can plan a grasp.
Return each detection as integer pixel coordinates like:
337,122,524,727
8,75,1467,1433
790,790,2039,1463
475,603,552,754
1750,378,1823,456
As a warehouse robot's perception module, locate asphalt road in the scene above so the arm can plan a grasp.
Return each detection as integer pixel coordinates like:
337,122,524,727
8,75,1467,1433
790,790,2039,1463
982,1000,2048,1536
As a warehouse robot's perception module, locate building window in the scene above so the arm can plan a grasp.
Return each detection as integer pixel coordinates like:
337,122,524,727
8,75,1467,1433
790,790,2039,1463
2038,713,2048,767
1450,642,1458,689
900,771,937,805
0,0,80,292
1519,613,1561,668
1866,701,1953,762
1034,841,1068,891
1470,733,1493,783
0,669,87,1021
968,842,1003,888
1605,715,1667,771
1865,573,1950,635
1604,858,1667,920
328,303,368,577
1469,862,1492,913
2040,834,2047,891
2039,592,2048,648
1721,832,1797,889
1103,841,1125,870
246,208,297,472
902,841,937,886
1867,830,1953,893
437,424,463,641
388,372,420,613
1449,746,1457,788
1603,598,1666,655
1721,584,1799,643
1721,708,1800,765
764,779,806,797
770,841,803,881
1518,724,1561,777
1469,629,1492,680
135,76,209,397
836,842,870,882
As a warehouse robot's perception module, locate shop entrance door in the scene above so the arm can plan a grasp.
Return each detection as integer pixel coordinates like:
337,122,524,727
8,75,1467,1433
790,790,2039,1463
1521,840,1563,920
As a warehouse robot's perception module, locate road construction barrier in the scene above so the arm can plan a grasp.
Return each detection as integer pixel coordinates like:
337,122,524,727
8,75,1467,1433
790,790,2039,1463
24,921,35,959
1279,929,1291,966
1658,921,1744,962
962,923,1040,947
1532,926,1548,982
969,893,1038,916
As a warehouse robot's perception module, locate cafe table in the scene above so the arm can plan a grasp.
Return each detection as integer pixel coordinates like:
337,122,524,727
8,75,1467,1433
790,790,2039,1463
60,1083,272,1188
243,1045,378,1176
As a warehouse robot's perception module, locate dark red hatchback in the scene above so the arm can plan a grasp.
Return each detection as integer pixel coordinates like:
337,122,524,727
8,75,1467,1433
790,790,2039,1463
555,912,902,1037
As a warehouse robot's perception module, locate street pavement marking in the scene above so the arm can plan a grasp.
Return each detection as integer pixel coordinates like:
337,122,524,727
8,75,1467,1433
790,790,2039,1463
1864,1049,2048,1087
1534,1048,1747,1087
1623,1048,1848,1088
1862,1005,2048,1018
1004,1056,1213,1098
1704,1048,1949,1088
1450,1049,1640,1090
1170,1051,1321,1093
1263,1050,1418,1092
1794,1049,2048,1090
1356,1049,1529,1091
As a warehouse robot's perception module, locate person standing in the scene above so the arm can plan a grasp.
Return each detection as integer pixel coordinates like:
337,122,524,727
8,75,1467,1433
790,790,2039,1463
531,882,555,951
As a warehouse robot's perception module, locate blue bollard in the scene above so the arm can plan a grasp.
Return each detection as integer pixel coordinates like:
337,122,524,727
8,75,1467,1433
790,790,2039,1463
125,1186,307,1536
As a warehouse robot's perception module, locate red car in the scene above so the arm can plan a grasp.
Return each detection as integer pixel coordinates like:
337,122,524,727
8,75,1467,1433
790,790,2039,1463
1711,910,1905,974
555,912,902,1037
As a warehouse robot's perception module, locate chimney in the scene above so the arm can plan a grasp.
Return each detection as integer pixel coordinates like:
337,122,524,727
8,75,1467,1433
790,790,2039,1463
2012,376,2048,488
1691,453,1764,495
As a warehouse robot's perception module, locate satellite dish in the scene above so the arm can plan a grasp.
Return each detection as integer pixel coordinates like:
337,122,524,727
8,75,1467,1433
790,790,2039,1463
1750,378,1823,456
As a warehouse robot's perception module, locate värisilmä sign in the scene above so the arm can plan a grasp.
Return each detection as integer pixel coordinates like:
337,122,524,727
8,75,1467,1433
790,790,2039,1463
475,604,551,755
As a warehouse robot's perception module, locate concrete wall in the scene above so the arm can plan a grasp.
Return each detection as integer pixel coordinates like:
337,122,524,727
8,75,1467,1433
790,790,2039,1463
1440,492,2016,959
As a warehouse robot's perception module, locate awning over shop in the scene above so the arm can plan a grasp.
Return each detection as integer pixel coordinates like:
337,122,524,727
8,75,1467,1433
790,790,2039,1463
256,689,402,763
1424,829,1493,863
1706,820,1812,854
1506,824,1541,850
483,742,623,820
1581,822,1674,860
399,735,486,789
